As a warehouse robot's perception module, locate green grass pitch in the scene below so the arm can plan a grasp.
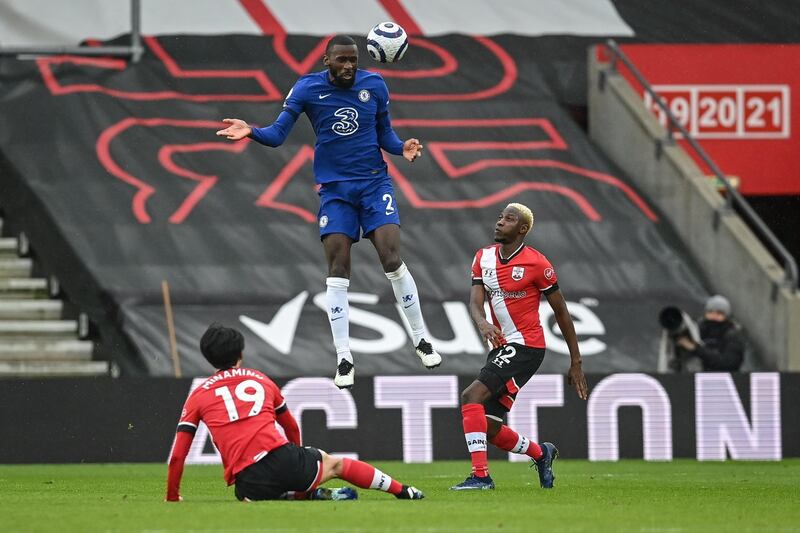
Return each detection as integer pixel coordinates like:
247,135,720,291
2,460,798,532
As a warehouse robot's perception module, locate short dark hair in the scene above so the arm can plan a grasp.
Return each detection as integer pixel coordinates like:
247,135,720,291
325,34,356,55
200,323,244,370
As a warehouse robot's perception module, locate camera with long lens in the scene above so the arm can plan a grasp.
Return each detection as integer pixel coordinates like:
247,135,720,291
658,306,692,338
657,306,701,373
658,306,689,337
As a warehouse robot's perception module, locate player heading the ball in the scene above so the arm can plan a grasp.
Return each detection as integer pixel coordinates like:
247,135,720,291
216,34,441,389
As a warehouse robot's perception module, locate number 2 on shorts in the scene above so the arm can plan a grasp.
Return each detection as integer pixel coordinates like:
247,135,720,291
383,193,395,215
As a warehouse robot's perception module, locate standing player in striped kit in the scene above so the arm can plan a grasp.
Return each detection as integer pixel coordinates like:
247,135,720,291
451,203,588,491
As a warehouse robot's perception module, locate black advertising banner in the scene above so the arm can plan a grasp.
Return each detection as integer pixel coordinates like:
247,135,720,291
0,33,726,377
1,373,797,463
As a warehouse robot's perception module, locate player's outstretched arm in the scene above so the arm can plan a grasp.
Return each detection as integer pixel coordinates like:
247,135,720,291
402,138,423,162
165,431,194,502
216,118,252,141
546,289,589,400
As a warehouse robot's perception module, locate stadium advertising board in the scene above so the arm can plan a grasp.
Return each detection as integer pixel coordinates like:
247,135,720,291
611,45,799,196
1,373,796,464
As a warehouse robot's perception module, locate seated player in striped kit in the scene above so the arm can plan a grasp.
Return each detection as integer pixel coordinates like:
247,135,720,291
166,323,423,502
451,203,589,491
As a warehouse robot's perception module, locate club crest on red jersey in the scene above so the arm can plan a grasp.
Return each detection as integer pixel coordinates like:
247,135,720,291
544,267,555,280
511,266,525,281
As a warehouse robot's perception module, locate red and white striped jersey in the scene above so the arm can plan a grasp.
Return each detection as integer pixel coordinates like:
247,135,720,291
176,368,289,485
471,243,558,348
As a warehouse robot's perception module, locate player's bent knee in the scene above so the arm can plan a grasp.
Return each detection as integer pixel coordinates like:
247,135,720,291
460,390,478,405
461,381,491,405
319,451,344,482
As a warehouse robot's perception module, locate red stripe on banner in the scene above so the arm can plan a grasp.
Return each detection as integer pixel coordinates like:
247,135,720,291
96,118,248,224
145,36,282,100
37,38,282,102
158,142,249,224
377,0,422,36
393,117,560,128
273,34,331,75
255,145,318,223
371,37,457,79
390,36,517,101
239,0,286,35
386,159,603,221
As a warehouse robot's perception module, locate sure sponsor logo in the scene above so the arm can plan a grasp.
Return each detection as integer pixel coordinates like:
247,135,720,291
239,291,608,357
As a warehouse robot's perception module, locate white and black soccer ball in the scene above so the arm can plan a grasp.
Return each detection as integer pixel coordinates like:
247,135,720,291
366,22,409,63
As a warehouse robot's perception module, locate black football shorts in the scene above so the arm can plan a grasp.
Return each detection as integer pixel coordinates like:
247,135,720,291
234,443,323,501
477,343,545,420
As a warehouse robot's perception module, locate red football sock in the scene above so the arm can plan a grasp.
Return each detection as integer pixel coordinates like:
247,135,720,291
489,425,543,460
341,458,402,494
462,403,489,477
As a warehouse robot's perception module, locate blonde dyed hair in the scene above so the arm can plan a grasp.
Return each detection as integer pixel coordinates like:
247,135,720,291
506,203,534,234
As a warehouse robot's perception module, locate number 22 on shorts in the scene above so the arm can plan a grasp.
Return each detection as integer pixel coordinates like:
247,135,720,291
491,345,516,368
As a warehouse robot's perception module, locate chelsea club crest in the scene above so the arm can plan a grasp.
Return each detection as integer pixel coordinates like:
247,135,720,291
358,89,371,102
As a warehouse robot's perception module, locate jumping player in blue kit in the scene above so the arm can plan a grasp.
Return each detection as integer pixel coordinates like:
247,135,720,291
217,35,441,388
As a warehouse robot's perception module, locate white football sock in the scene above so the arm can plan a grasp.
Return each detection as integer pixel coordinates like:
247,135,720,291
326,277,352,364
369,467,395,492
386,263,425,346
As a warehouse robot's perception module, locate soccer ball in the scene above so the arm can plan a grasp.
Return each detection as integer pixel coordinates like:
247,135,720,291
366,22,409,63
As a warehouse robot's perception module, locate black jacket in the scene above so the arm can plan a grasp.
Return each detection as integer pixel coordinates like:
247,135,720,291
693,318,745,371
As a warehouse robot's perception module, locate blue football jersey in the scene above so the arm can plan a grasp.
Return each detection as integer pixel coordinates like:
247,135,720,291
252,69,404,184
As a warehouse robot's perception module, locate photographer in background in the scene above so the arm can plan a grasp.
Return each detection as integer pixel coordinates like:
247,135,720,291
658,295,745,373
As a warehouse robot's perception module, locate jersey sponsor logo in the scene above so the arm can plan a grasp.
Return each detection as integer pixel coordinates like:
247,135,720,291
332,107,359,136
318,93,331,99
319,215,328,228
511,266,525,281
486,287,527,299
544,267,555,280
358,89,371,102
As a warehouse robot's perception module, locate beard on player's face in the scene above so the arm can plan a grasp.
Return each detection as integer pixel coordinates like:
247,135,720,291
329,66,355,88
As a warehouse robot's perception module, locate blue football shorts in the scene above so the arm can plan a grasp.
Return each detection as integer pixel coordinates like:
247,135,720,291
317,177,401,242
